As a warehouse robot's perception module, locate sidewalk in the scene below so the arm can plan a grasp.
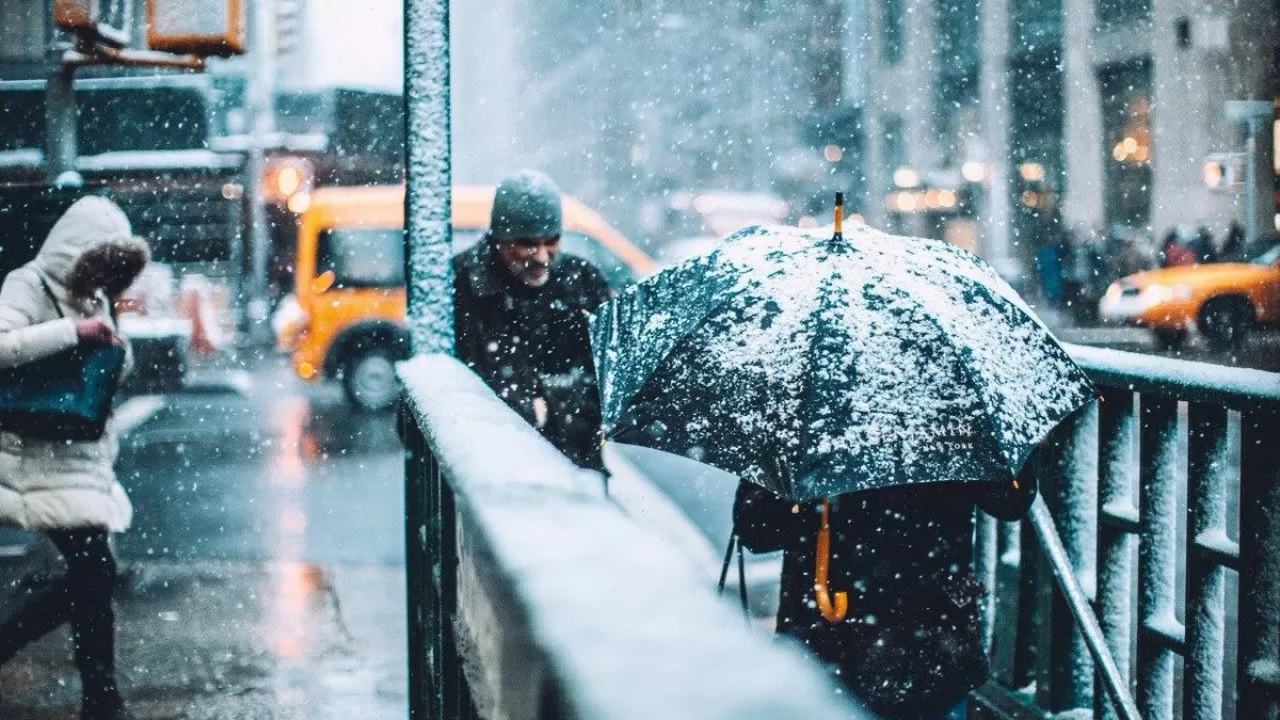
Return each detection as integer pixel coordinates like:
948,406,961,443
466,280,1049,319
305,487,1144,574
0,562,406,720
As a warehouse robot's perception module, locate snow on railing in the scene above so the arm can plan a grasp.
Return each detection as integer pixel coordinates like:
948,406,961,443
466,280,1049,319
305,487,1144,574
398,354,867,720
979,344,1280,720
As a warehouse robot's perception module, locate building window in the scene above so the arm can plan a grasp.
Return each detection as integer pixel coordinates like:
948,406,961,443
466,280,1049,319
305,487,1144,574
881,0,903,64
1099,58,1154,229
0,0,46,62
1012,0,1062,51
1095,0,1151,27
934,0,982,154
883,113,906,182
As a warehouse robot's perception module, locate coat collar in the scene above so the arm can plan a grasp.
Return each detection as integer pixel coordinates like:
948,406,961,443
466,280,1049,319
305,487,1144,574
459,235,506,298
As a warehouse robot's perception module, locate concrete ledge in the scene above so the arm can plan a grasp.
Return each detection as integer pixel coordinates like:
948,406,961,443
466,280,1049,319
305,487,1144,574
399,353,870,720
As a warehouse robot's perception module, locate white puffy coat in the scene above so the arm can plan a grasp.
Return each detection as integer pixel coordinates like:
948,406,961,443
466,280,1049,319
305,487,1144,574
0,196,140,532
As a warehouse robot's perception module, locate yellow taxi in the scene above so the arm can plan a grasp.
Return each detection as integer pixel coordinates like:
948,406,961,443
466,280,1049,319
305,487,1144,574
273,184,656,411
1098,244,1280,350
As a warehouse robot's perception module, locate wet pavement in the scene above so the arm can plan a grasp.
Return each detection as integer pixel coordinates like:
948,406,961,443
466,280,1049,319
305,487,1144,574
0,354,407,720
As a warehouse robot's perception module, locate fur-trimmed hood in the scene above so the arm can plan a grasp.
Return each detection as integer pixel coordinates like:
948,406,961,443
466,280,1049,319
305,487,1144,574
34,196,149,303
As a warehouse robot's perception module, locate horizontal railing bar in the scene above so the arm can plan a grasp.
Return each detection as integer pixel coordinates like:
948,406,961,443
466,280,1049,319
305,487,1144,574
1192,530,1240,571
1066,343,1280,414
1249,661,1280,691
1142,616,1188,656
970,681,1048,720
1100,501,1141,534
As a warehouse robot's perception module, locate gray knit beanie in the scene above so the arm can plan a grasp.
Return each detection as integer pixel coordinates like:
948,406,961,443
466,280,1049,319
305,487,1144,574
489,169,563,242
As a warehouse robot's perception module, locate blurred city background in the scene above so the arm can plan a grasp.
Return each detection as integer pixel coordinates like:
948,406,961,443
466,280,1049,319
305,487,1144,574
0,1,1277,717
1,0,1276,341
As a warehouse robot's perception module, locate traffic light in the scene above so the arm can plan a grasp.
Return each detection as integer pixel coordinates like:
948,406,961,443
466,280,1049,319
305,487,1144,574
1202,152,1245,190
147,0,247,57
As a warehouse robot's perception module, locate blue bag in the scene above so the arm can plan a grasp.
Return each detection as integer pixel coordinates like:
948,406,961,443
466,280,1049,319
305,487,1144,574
0,279,125,442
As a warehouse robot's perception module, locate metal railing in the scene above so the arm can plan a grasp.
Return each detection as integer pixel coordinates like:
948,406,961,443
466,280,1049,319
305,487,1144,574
399,354,871,720
978,343,1280,720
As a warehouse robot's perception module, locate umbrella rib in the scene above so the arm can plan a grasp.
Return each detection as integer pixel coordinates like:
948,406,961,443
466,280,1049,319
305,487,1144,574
885,283,1011,477
793,274,840,494
901,269,1092,474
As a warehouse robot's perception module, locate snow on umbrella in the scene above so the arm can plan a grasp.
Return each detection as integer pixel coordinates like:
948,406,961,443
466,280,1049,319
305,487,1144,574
590,222,1094,503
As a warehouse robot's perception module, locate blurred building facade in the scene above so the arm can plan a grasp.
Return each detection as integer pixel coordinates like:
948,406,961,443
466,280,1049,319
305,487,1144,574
862,0,1279,277
470,0,867,247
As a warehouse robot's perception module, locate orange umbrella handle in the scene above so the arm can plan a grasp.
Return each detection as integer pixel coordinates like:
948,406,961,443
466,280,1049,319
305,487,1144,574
815,499,848,623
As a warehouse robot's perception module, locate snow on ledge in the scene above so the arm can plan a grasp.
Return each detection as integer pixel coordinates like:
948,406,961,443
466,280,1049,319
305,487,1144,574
1064,343,1280,410
397,353,866,720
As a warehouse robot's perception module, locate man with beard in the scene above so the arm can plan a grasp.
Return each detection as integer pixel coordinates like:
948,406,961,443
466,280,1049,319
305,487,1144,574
452,170,610,472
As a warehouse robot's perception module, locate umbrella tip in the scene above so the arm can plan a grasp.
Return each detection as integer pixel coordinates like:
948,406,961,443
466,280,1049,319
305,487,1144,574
833,192,844,241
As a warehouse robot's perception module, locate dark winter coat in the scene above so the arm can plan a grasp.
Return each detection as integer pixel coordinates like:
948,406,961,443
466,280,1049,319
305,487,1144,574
452,239,611,470
733,476,1035,718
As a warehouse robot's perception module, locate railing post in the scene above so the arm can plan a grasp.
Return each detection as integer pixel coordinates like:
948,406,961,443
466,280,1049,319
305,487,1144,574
1237,408,1280,720
1184,403,1231,720
1137,395,1181,720
404,410,433,719
975,513,1000,655
1097,388,1137,720
1014,453,1043,691
404,0,454,715
1039,403,1098,712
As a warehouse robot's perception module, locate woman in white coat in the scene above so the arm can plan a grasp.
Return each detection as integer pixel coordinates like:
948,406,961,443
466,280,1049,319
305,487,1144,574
0,195,148,720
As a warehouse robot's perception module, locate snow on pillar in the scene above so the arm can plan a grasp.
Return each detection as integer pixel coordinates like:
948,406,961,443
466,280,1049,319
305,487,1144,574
404,0,454,355
978,0,1016,281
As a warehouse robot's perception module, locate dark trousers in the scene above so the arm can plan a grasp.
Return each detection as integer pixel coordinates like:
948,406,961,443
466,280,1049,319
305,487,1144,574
0,529,121,704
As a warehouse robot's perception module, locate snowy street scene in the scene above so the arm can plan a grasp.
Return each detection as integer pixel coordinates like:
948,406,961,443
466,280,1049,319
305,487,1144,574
1,1,1278,719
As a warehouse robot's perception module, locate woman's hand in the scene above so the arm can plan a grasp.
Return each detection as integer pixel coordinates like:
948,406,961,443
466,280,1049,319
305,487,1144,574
75,318,121,346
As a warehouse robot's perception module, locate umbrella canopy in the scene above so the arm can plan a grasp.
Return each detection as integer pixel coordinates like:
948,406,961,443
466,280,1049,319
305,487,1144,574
590,224,1094,502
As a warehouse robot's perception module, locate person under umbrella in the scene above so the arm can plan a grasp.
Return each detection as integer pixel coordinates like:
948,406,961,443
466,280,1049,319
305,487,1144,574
591,199,1094,718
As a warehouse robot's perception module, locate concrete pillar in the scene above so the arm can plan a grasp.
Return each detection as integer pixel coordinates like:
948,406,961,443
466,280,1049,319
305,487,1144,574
979,0,1016,278
1061,0,1103,235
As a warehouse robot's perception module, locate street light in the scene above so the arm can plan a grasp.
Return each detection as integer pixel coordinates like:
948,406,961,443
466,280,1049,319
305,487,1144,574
1225,100,1274,253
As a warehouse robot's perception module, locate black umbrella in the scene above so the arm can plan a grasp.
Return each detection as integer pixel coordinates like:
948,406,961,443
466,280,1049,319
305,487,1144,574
590,215,1093,503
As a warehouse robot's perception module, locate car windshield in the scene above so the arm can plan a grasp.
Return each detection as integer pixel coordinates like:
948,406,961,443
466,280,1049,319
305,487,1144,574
1252,245,1280,266
316,227,406,288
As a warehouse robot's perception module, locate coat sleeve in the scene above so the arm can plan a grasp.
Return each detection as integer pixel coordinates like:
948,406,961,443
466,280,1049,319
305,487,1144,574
0,270,79,371
732,481,798,553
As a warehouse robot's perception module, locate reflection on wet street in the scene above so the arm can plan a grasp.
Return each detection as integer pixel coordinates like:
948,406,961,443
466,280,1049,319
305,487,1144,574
0,357,407,719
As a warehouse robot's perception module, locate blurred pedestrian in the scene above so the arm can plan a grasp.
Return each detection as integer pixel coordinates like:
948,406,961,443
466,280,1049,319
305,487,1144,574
1159,229,1195,268
1219,221,1245,263
1190,225,1218,264
1036,241,1064,306
0,196,148,720
734,474,1036,719
1060,226,1089,321
452,169,611,472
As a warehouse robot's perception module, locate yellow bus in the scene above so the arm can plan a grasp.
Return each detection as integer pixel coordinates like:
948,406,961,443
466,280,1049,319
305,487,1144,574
273,184,656,411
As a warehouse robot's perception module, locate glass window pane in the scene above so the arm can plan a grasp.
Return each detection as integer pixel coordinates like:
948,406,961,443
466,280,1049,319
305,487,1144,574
317,228,406,288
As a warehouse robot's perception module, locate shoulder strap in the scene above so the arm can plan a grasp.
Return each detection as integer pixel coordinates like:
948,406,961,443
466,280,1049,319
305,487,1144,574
37,276,66,320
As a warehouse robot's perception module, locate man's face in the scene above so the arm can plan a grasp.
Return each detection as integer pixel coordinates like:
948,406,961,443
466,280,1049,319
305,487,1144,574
495,236,560,287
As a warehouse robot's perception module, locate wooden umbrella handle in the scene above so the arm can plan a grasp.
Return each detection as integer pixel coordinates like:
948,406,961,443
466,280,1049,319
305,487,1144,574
815,499,848,623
